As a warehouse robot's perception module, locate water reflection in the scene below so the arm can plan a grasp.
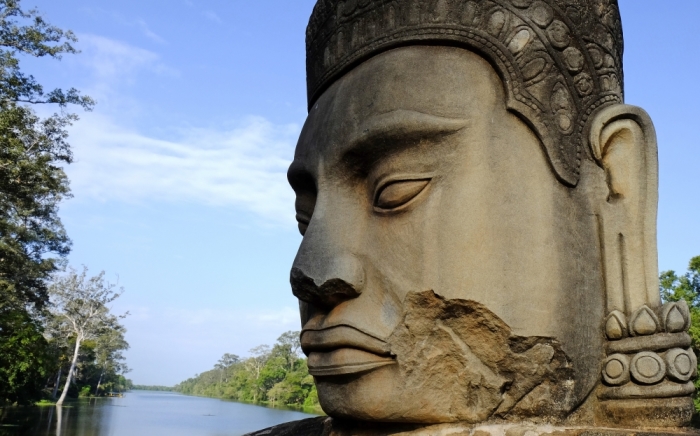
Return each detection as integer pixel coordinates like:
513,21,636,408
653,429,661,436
0,391,316,436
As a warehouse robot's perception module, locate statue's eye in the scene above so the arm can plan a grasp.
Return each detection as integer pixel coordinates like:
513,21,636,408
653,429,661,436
375,179,430,210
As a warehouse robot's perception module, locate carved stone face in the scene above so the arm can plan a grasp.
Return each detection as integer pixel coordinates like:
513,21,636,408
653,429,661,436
288,45,606,423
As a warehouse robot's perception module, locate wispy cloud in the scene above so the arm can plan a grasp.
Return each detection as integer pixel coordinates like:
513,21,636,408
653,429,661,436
136,19,166,44
65,34,298,225
202,10,222,23
77,34,176,85
67,113,298,225
78,9,168,45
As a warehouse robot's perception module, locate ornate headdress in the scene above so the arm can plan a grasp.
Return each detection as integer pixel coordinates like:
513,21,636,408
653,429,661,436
306,0,623,186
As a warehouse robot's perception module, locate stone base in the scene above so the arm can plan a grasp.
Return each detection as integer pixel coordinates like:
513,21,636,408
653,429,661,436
598,397,696,429
245,417,700,436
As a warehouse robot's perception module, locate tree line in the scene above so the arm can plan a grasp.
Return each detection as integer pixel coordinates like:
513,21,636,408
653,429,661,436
174,331,322,413
1,266,131,405
0,0,131,405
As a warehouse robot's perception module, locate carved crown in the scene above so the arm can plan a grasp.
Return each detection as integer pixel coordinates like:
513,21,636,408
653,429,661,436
306,0,624,186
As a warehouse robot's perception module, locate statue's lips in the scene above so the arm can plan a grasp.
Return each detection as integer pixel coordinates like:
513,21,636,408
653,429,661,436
301,325,396,377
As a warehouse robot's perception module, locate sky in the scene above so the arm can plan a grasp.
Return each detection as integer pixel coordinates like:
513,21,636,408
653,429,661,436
21,1,700,386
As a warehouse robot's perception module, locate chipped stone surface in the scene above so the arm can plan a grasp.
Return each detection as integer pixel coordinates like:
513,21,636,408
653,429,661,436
385,291,576,422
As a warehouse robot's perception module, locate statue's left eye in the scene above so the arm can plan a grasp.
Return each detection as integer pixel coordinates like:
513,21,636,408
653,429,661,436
374,179,430,210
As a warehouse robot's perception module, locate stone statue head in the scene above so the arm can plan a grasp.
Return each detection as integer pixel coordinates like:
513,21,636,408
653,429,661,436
287,0,695,427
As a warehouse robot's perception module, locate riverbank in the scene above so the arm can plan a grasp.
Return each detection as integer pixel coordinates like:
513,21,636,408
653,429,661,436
0,390,317,436
175,392,324,416
174,332,322,414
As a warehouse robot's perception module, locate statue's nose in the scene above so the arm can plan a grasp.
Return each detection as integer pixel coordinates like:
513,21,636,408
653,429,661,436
290,253,365,309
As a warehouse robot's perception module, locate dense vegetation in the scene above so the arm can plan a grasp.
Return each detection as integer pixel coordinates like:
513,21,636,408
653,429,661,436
660,255,700,413
0,0,131,405
0,0,83,404
133,385,173,392
1,267,132,405
174,331,321,413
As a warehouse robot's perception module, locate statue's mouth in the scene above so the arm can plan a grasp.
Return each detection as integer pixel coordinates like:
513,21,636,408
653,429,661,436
301,325,396,376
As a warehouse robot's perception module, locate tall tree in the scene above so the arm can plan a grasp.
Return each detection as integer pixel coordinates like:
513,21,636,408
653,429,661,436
214,353,239,386
0,0,93,311
274,331,301,371
0,0,92,405
93,325,129,396
245,345,270,402
49,267,127,405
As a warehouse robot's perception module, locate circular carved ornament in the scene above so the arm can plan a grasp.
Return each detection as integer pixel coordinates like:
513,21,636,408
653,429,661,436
602,353,630,386
665,348,696,382
630,351,666,385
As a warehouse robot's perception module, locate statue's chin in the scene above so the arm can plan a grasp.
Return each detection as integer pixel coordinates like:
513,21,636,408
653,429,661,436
315,364,418,422
315,363,462,424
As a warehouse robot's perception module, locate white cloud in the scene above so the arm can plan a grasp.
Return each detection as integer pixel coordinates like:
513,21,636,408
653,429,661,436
77,34,176,85
61,35,298,225
67,113,298,225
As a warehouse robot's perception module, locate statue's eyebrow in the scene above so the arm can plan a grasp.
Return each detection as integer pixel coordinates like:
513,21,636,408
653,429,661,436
289,110,469,190
341,109,469,172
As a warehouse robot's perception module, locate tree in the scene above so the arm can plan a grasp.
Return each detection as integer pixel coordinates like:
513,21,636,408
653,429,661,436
659,255,700,411
49,266,127,405
93,325,129,396
245,345,270,380
274,331,301,371
0,0,91,405
245,345,270,402
214,353,239,387
0,0,93,312
0,305,50,404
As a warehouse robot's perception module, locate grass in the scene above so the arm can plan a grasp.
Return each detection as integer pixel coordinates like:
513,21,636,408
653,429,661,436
34,400,56,406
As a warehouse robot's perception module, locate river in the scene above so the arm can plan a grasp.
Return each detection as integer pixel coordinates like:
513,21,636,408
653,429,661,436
0,391,317,436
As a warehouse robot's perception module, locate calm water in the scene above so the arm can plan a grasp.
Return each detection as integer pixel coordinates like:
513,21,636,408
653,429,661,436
0,391,317,436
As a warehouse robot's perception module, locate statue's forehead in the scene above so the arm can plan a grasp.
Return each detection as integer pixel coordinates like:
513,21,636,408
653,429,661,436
297,46,502,161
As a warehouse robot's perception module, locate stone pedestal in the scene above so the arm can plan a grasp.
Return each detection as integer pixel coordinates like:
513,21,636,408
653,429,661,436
246,417,700,436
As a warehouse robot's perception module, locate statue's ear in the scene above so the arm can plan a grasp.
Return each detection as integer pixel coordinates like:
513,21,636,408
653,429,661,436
589,105,659,315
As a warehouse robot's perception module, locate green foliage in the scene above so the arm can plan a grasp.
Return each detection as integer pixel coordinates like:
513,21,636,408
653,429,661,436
0,306,49,404
47,266,129,404
659,256,700,413
174,331,322,413
0,0,93,312
0,0,93,405
132,385,173,391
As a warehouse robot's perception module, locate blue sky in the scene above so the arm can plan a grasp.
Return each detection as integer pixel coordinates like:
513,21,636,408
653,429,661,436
23,1,699,385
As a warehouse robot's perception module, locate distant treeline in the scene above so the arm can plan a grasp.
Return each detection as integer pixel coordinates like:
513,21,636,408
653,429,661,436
133,385,173,391
174,331,321,413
